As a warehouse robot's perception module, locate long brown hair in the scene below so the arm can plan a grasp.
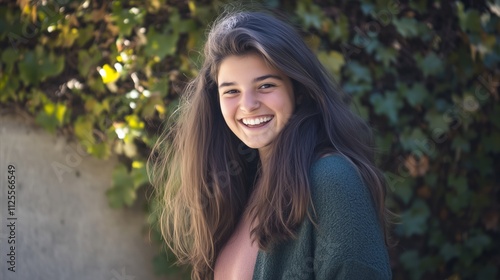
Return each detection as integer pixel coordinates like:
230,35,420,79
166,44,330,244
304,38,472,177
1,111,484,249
149,10,391,280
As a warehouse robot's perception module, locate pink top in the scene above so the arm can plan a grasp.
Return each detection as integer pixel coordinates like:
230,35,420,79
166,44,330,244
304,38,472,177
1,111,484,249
213,213,259,280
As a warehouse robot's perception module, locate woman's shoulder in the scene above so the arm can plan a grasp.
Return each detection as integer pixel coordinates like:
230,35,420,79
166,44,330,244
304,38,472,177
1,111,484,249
309,153,371,208
311,153,355,173
310,153,365,188
306,154,391,279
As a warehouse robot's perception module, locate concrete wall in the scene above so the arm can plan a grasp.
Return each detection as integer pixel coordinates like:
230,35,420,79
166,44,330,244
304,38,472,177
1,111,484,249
0,115,167,280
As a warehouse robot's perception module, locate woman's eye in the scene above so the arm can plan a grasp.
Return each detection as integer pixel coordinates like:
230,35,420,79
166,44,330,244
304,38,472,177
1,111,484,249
224,89,239,94
259,84,275,89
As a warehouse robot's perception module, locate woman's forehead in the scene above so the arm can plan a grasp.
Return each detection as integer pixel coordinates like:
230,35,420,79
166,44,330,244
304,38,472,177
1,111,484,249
217,54,286,83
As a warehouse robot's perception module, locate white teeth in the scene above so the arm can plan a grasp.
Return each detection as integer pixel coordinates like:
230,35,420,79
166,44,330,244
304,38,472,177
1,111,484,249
242,116,272,126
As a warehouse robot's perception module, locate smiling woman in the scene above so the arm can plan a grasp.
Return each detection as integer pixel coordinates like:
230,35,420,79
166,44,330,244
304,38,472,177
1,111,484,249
149,9,393,280
218,53,295,159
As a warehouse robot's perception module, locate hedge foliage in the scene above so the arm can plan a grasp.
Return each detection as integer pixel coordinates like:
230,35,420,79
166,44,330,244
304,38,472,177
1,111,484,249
1,0,499,279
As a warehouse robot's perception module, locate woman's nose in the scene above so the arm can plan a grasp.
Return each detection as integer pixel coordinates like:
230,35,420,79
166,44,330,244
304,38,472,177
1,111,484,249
239,90,260,112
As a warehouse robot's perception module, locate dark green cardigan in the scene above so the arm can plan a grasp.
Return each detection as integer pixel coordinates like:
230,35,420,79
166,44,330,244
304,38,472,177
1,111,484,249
252,155,392,279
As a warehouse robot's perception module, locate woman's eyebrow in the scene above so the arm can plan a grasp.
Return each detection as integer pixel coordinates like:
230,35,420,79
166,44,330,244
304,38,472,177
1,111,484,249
253,74,283,83
218,74,283,89
218,81,235,89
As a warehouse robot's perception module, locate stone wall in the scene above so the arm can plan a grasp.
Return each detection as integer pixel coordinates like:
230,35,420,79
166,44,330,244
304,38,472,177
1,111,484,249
0,114,166,280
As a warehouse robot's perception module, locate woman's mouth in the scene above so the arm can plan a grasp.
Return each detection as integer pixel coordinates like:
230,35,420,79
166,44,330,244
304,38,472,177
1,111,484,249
240,116,273,128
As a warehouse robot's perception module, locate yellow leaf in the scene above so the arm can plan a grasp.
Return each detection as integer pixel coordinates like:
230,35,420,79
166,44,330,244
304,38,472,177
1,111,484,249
188,1,196,15
44,103,55,115
155,104,165,114
125,115,144,130
132,161,143,169
55,103,67,125
98,64,119,84
318,51,345,75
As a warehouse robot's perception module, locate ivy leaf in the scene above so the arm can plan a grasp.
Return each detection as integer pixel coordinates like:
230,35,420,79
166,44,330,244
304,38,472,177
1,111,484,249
141,94,164,119
358,36,379,55
465,232,492,258
87,75,106,94
399,128,426,155
456,3,482,33
446,174,470,213
74,116,95,147
440,243,460,261
111,3,145,36
88,142,110,159
360,2,375,15
18,51,39,85
35,110,58,133
144,27,178,60
38,46,65,76
326,15,348,42
76,24,94,47
18,46,65,85
131,161,149,189
177,18,197,33
424,109,450,134
54,25,80,48
296,1,323,29
77,46,102,78
34,101,67,133
1,48,18,73
375,46,397,67
318,50,345,78
397,199,430,237
113,163,134,189
343,82,372,96
106,185,136,208
400,250,423,280
394,17,420,37
409,0,427,13
150,77,170,98
369,91,403,124
106,163,136,208
389,172,414,205
84,97,104,116
405,82,428,106
345,61,372,83
416,52,444,77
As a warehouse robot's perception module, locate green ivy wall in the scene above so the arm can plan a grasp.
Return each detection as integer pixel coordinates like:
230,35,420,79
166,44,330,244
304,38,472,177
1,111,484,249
0,0,498,279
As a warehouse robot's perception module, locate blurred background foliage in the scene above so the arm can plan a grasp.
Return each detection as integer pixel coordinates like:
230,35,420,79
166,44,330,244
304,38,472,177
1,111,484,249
0,0,499,279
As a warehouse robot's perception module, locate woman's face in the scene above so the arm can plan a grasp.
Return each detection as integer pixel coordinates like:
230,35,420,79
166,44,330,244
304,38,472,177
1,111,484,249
217,53,295,158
